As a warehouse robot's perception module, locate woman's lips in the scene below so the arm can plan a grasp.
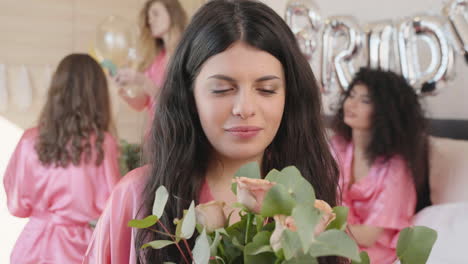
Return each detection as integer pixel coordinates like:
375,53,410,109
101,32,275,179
225,126,263,139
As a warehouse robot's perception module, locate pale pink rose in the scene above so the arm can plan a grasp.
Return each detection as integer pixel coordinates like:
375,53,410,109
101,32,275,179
234,177,276,213
270,215,297,252
313,199,336,236
195,201,227,233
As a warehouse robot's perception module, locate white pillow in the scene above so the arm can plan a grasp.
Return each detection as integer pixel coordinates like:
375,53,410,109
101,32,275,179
413,202,468,264
429,136,468,204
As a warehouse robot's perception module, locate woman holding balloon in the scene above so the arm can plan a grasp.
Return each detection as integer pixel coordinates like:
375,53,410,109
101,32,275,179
114,0,187,114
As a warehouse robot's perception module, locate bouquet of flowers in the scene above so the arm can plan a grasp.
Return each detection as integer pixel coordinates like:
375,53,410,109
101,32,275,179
129,163,437,264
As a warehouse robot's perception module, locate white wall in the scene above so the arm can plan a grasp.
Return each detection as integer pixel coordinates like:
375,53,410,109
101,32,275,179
261,0,468,120
0,117,27,263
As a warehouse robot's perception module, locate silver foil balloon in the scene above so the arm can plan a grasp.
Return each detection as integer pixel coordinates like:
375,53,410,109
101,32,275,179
285,0,322,62
366,21,401,72
444,0,468,63
321,16,365,93
398,15,455,94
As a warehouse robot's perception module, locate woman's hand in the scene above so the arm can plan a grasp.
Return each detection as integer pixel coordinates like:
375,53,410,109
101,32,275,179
114,68,146,87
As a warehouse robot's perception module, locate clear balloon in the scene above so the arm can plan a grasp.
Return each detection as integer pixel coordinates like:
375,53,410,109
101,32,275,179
321,16,365,93
443,0,468,64
94,15,135,71
397,15,456,94
366,21,400,72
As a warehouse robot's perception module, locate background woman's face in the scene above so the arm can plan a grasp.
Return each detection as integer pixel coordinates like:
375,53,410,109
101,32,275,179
193,41,286,162
343,83,374,131
147,2,171,38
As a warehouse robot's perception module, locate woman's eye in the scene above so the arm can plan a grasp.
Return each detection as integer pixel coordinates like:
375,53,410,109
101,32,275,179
211,88,234,94
257,87,277,95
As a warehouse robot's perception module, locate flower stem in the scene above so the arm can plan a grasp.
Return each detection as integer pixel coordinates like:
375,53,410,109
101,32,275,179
183,239,193,260
157,221,190,264
147,227,176,239
245,213,253,244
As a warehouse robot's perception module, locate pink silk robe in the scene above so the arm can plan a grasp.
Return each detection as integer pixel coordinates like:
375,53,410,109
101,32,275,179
82,166,214,264
331,136,416,264
143,50,167,124
3,128,121,264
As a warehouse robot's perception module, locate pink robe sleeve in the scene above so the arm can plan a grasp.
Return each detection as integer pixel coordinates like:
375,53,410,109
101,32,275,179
3,131,34,218
83,167,146,264
363,157,416,230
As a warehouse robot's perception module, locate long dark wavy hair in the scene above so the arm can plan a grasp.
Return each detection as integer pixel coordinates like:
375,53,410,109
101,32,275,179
136,1,342,263
332,67,431,212
35,54,112,167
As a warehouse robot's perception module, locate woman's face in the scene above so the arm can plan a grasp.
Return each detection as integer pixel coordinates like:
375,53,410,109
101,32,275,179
147,2,171,38
343,83,374,131
194,41,286,162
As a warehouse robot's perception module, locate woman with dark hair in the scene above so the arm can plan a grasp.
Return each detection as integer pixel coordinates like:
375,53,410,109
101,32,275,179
3,54,121,263
84,1,341,263
330,68,431,263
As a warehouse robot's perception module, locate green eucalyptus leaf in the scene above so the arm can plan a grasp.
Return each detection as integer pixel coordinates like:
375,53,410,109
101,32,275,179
281,254,318,264
278,166,316,204
127,215,158,229
309,230,360,261
244,231,272,255
292,204,321,253
152,186,169,218
142,240,175,249
232,162,261,195
264,169,282,182
244,231,276,263
193,229,211,264
326,206,349,231
181,201,196,239
397,226,437,264
280,229,303,260
260,185,296,217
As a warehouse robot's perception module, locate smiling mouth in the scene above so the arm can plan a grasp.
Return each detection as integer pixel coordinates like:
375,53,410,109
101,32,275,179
225,126,263,139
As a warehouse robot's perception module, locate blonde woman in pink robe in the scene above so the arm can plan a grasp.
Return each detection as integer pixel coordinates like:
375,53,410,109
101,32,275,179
83,1,343,263
114,0,187,126
330,68,431,263
3,54,121,264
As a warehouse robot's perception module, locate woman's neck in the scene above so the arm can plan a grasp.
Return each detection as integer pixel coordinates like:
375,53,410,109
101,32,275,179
161,30,177,56
205,153,263,187
352,129,371,156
